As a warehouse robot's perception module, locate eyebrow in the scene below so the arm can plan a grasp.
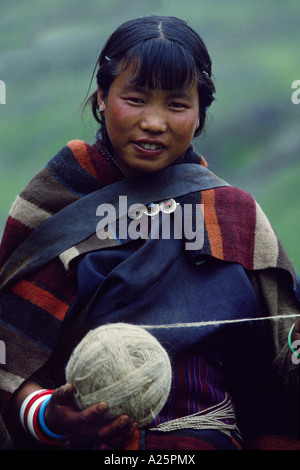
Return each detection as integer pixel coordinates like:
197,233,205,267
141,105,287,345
121,85,146,94
167,91,193,99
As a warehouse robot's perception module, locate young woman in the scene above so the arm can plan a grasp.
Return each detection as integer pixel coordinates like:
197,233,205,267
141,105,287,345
0,15,299,451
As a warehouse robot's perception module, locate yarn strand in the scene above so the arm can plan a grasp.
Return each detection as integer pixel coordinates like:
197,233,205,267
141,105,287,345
150,393,240,436
141,313,300,330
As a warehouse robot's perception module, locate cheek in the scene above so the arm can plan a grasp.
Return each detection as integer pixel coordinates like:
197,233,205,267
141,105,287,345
106,106,124,134
174,114,199,140
106,102,136,133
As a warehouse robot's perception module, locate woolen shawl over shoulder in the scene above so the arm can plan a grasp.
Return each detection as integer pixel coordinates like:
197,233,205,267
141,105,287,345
0,138,299,446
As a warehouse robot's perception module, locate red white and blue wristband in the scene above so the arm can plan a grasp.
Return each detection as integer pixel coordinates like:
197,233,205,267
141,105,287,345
20,389,70,445
288,323,300,363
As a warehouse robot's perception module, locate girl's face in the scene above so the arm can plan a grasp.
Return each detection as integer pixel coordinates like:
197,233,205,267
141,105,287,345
98,66,200,175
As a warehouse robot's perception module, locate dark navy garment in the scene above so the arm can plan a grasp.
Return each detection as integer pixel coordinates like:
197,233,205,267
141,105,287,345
65,231,260,451
66,232,259,357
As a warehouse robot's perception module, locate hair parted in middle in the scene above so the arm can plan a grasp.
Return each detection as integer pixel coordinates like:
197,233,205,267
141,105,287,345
84,15,215,138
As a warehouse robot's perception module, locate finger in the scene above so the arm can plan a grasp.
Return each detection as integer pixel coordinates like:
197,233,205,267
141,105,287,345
108,420,138,448
95,414,137,444
51,383,74,403
79,401,108,425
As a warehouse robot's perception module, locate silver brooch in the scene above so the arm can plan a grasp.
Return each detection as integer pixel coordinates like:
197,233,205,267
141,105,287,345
128,199,177,219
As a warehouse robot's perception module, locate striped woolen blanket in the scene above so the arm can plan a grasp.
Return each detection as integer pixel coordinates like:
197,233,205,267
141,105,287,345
0,138,297,430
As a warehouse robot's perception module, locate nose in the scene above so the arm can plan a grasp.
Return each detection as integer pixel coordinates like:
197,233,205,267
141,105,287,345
139,107,168,133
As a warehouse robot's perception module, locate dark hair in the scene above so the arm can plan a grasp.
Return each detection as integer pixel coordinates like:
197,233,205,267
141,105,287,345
83,15,215,137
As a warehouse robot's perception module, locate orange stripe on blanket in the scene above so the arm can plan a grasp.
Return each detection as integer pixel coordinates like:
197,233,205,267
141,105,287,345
11,280,69,321
124,430,141,450
201,189,224,259
67,140,98,179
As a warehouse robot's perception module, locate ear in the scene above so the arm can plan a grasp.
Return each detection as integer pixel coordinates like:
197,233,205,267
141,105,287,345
194,115,200,134
97,87,106,112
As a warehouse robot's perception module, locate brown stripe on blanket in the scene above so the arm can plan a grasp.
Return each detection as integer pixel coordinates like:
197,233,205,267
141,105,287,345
19,167,81,214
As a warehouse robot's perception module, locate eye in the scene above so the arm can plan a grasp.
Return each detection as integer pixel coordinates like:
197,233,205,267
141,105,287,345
169,102,188,110
124,97,145,105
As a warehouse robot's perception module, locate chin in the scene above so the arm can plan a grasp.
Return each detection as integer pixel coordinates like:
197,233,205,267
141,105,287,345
132,164,167,175
130,159,173,175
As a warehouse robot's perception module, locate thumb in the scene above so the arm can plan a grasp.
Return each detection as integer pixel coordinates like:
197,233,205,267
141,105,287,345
52,383,75,404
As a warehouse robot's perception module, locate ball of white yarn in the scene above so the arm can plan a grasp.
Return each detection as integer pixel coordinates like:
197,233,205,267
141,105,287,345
65,323,172,428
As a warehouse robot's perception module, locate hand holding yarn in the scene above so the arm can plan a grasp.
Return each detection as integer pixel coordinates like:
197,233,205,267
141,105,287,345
65,323,172,428
43,383,137,446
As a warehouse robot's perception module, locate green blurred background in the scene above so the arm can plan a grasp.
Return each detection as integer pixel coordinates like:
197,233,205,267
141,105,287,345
0,0,299,271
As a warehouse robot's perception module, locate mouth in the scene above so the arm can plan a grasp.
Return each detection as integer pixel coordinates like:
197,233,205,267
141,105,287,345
132,140,166,156
136,142,165,150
